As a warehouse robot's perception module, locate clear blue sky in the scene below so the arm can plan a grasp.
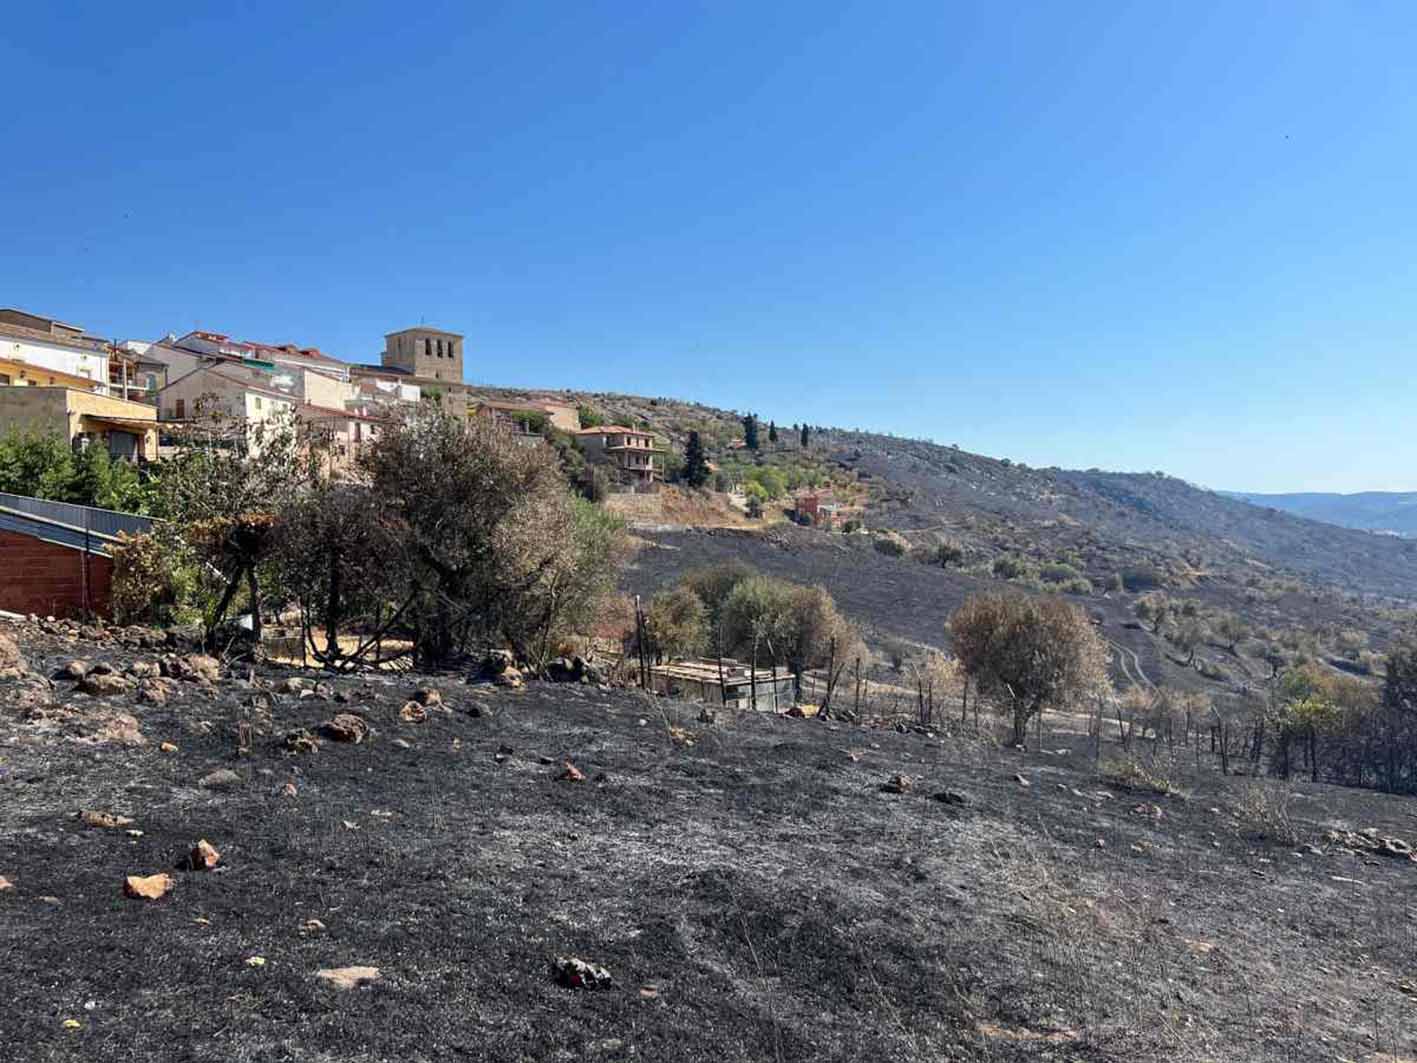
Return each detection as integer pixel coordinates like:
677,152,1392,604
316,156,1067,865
4,2,1415,492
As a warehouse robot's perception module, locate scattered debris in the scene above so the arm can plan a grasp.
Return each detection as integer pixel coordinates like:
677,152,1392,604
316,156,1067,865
398,702,428,724
411,687,442,708
283,729,321,754
301,918,327,934
78,673,131,697
316,965,381,990
880,774,913,794
554,955,612,989
557,760,586,783
931,790,968,806
1325,828,1417,860
123,873,174,900
1014,773,1030,787
0,876,14,892
244,956,267,968
159,741,178,754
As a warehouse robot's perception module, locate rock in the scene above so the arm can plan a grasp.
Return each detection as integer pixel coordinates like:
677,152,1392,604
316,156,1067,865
54,659,89,680
553,955,611,989
480,649,516,676
321,714,369,744
932,790,968,806
492,667,524,690
123,872,173,900
283,729,320,754
81,810,134,830
274,677,310,695
411,687,442,708
158,741,178,753
126,660,161,679
698,707,717,725
1014,773,1030,787
398,702,428,724
87,661,116,676
164,654,220,684
545,656,582,683
392,738,412,750
0,632,27,673
279,781,299,798
465,702,490,719
557,760,586,783
245,956,266,968
136,678,174,706
78,673,130,697
317,965,381,990
199,768,244,790
0,876,13,892
189,839,221,871
301,918,326,934
880,774,913,794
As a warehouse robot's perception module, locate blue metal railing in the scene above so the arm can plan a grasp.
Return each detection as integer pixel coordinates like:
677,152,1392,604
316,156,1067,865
0,492,153,540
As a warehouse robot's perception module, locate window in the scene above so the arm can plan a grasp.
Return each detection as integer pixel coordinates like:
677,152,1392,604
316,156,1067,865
254,396,263,411
175,398,185,419
426,338,434,358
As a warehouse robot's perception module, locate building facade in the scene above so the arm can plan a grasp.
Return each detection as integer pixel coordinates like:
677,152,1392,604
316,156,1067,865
0,387,158,460
575,425,663,487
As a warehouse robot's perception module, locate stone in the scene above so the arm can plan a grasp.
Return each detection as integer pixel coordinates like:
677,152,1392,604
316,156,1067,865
492,668,524,689
392,738,413,750
301,918,327,934
321,714,369,744
189,839,221,870
164,654,220,683
481,649,516,676
87,661,116,676
557,760,586,782
136,678,174,706
199,769,244,790
159,741,178,754
81,810,134,830
275,677,311,694
1014,773,1030,787
698,707,717,725
78,673,131,697
127,660,161,679
283,729,321,754
398,702,428,724
123,872,173,900
412,687,442,707
932,790,968,806
54,659,89,681
553,955,611,989
0,876,13,892
279,781,299,798
317,965,381,990
545,656,581,683
0,632,27,673
880,774,913,794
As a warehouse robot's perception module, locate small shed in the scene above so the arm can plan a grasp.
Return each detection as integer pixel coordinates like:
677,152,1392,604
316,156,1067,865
648,659,797,712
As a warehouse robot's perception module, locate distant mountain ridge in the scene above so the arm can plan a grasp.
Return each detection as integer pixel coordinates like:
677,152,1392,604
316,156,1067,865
1223,491,1417,537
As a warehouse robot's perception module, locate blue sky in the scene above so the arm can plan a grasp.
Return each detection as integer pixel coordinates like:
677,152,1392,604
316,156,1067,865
4,2,1415,492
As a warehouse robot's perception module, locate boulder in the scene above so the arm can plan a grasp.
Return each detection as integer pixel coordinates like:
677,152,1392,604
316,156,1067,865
492,667,524,690
87,661,117,676
126,660,161,679
880,774,914,794
398,702,428,724
411,687,442,708
932,790,969,806
163,654,220,683
321,714,369,744
275,677,311,695
78,673,130,697
545,657,582,683
480,649,516,676
123,872,173,900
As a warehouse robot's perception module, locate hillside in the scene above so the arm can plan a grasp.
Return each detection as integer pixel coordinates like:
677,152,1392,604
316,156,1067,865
476,385,1417,603
5,620,1417,1062
1225,490,1417,538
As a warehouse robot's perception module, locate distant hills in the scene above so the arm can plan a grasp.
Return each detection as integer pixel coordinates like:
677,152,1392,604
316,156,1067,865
1223,491,1417,538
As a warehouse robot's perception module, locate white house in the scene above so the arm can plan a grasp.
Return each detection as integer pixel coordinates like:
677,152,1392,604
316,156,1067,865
0,308,111,394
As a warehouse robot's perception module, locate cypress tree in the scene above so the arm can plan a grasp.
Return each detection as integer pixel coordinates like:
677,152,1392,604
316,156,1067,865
684,431,710,488
800,424,810,448
743,414,759,451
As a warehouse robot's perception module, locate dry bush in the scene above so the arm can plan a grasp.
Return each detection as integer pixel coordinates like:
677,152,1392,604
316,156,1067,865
1099,755,1182,797
1235,779,1302,845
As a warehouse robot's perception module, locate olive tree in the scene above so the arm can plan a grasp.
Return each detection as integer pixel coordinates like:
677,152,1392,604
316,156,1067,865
948,591,1110,747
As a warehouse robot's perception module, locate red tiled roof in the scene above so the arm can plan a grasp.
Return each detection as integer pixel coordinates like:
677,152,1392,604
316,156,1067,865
574,425,651,436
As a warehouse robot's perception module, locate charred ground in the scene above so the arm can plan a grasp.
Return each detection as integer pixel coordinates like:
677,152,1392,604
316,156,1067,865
4,621,1417,1062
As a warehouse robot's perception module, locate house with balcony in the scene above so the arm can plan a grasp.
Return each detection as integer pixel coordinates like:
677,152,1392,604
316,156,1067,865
0,308,112,393
574,425,663,488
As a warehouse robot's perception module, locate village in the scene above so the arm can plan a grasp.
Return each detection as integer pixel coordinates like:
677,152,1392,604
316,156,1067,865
0,304,869,715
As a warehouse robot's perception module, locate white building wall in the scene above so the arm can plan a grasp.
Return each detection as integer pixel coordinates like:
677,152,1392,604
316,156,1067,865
0,335,109,394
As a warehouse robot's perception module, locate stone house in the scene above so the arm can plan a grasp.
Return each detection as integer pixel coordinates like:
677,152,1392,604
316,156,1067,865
574,425,663,487
0,386,158,461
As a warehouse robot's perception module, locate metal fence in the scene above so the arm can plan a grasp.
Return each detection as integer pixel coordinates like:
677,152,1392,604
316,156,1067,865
0,492,153,540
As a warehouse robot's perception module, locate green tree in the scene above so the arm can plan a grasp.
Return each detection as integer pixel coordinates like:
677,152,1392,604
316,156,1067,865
949,592,1111,747
742,413,759,451
683,430,710,488
643,586,708,663
800,424,810,448
768,421,778,444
